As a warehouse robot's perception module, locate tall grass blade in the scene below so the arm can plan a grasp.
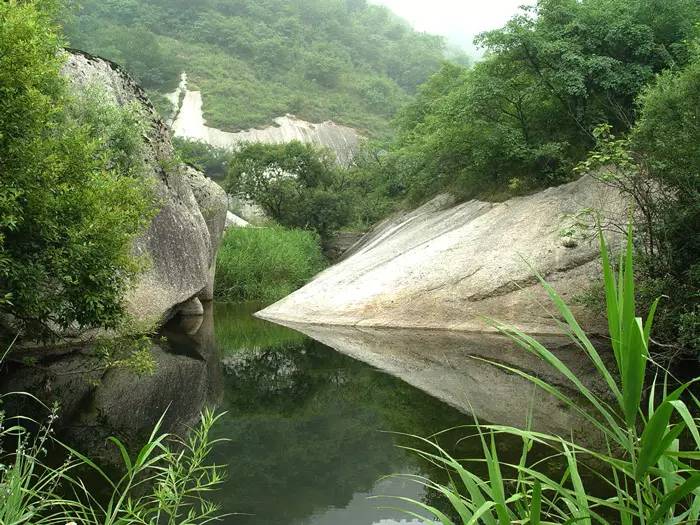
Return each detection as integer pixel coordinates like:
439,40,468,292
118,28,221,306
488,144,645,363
649,474,700,525
636,383,690,480
599,227,621,368
530,480,542,525
621,318,646,428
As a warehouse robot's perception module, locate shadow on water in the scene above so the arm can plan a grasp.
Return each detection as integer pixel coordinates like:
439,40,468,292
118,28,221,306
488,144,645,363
0,302,609,525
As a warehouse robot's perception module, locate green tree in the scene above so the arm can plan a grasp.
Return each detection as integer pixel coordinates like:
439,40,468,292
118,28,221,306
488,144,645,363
580,48,700,358
173,138,234,180
370,0,700,203
0,0,155,340
225,142,351,241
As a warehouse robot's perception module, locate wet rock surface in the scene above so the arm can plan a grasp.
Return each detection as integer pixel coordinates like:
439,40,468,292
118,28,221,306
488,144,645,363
0,304,222,466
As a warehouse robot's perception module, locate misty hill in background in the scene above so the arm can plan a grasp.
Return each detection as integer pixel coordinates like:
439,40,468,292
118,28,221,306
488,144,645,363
63,0,456,136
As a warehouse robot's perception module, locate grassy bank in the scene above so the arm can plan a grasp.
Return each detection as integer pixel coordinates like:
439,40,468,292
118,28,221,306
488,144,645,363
215,227,326,303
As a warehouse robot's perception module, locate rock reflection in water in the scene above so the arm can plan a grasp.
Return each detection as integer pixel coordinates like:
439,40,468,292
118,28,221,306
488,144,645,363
0,302,223,466
266,321,610,443
208,303,534,525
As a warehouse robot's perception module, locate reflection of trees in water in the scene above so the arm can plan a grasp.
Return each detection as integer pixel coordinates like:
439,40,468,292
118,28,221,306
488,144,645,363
209,306,540,524
209,336,481,524
213,302,305,355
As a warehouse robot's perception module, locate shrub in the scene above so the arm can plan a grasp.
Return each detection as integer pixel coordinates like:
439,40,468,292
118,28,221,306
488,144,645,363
173,138,234,180
0,0,156,341
396,227,700,524
225,141,352,242
215,227,326,303
577,48,700,360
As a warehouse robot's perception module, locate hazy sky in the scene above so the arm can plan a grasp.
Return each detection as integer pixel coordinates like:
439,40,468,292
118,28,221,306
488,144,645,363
368,0,534,55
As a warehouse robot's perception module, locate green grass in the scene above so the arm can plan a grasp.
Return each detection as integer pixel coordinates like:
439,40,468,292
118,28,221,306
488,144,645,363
214,226,326,303
395,225,700,524
0,350,226,524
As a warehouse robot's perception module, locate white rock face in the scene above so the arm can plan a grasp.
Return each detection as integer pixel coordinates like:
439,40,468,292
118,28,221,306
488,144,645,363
258,175,625,334
169,73,361,165
164,72,187,125
225,211,250,229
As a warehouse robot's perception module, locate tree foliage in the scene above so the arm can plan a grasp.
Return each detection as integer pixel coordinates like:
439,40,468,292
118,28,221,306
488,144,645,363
225,142,352,242
581,47,700,357
372,0,700,203
0,0,155,340
62,0,448,136
173,138,234,181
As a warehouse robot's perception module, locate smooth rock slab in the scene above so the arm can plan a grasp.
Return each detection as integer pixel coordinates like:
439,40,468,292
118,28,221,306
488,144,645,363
258,175,625,334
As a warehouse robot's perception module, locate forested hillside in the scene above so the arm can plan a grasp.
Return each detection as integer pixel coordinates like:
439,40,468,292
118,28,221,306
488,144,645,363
63,0,454,136
370,0,700,202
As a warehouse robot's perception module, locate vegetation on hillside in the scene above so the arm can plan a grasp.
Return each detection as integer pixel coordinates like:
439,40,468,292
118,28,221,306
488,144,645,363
215,227,326,303
62,0,456,135
174,137,234,180
0,0,156,341
579,47,700,360
367,0,700,203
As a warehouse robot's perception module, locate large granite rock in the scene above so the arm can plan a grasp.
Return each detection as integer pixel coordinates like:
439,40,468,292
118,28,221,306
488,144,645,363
258,175,625,334
63,51,227,325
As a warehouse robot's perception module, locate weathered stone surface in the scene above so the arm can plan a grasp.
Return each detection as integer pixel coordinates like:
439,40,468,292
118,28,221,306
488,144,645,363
178,296,205,316
182,166,228,301
226,211,250,229
169,73,361,166
228,196,268,225
258,175,625,334
62,51,227,324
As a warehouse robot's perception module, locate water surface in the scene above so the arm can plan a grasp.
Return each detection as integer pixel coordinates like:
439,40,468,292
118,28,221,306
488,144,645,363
206,303,529,525
1,302,597,525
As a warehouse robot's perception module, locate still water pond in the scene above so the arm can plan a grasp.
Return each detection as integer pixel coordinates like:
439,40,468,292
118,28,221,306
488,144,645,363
196,303,532,525
2,301,591,524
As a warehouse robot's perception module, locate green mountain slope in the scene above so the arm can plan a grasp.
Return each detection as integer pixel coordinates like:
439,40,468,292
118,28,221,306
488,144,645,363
63,0,453,136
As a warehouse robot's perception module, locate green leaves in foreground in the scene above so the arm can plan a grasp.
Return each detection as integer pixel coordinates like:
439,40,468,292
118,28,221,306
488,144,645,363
0,381,227,525
395,226,700,524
